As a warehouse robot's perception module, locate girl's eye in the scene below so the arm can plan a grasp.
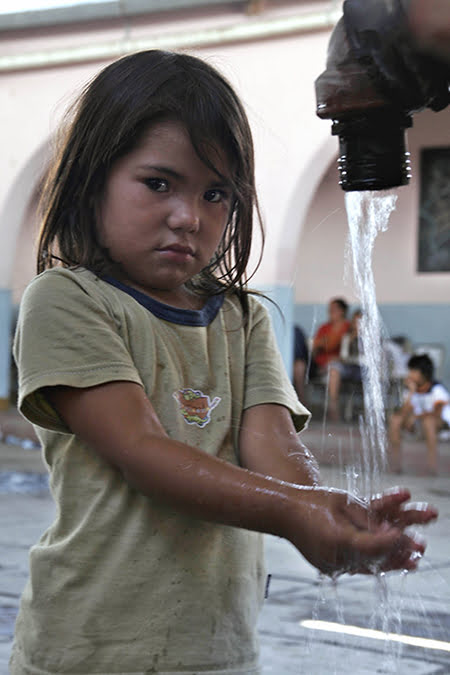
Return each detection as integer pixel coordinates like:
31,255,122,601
145,178,169,192
204,189,228,204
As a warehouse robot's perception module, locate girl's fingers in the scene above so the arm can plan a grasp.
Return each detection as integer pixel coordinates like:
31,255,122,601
370,491,438,527
325,490,436,576
369,488,411,516
349,528,425,570
397,503,438,527
379,534,426,572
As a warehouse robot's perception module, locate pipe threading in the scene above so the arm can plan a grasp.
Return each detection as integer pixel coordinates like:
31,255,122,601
332,111,413,191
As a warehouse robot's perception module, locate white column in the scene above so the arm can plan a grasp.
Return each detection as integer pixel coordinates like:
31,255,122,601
259,284,295,379
0,288,12,408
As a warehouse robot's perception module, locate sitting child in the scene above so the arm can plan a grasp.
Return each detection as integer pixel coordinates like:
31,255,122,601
388,353,450,474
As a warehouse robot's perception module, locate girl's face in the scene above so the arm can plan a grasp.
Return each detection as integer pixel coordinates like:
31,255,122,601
98,119,233,307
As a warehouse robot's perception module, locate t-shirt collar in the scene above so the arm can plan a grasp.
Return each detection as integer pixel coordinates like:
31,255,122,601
103,276,224,327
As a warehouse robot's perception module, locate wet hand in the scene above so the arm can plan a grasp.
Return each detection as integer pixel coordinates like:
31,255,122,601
352,488,437,573
369,487,438,529
287,487,437,577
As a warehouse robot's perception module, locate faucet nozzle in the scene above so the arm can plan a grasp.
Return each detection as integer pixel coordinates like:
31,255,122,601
333,110,413,192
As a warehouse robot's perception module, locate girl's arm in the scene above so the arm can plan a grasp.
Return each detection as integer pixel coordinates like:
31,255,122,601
45,381,436,576
239,403,320,487
418,401,445,421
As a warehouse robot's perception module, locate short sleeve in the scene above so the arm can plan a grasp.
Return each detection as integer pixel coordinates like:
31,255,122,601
432,384,450,405
243,299,310,433
14,269,144,432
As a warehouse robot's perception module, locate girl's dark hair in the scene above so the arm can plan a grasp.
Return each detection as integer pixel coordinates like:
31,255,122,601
407,354,434,382
37,50,264,310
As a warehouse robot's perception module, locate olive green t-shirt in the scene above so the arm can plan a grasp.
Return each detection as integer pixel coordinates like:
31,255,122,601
10,267,310,675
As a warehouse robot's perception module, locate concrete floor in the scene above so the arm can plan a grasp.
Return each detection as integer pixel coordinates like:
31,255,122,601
1,412,450,674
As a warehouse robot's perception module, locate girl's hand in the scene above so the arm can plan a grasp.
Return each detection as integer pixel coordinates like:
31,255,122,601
285,487,437,577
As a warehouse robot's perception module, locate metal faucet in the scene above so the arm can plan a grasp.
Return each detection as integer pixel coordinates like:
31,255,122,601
315,0,450,191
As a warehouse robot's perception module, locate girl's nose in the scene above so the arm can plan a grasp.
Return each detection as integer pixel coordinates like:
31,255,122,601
167,198,200,233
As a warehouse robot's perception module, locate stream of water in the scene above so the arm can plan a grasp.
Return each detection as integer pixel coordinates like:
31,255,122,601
344,190,398,499
310,190,405,673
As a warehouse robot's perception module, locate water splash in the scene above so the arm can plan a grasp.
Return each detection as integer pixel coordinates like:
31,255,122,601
344,190,397,497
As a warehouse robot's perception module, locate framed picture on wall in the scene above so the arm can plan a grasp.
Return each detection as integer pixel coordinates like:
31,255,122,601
418,147,450,272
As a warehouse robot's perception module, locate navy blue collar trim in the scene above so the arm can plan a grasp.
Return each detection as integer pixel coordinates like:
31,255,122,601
103,276,224,327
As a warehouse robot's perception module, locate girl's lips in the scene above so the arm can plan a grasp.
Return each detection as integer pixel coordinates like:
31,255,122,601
158,245,195,262
159,244,194,256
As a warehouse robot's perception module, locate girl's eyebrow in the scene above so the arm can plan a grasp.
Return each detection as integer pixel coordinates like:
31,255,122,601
139,164,232,188
139,164,181,179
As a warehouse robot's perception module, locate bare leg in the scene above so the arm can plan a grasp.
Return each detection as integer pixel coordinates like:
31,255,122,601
328,365,341,422
293,359,307,404
388,411,404,473
420,414,440,475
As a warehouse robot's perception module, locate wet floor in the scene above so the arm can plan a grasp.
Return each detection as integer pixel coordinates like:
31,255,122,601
0,471,48,494
259,466,450,674
1,425,450,673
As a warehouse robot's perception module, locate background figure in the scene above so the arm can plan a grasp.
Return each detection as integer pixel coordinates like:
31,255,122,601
328,309,363,422
384,336,412,381
388,353,450,475
293,324,309,403
384,335,413,410
311,297,350,379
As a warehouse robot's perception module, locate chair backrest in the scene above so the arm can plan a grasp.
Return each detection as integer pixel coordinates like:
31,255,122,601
412,343,446,380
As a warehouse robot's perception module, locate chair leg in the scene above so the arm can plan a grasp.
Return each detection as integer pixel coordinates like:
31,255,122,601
344,392,353,423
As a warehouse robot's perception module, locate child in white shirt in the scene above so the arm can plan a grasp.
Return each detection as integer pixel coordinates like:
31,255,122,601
389,353,450,474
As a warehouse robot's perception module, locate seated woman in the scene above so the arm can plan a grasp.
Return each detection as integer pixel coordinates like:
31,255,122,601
328,309,364,422
310,297,350,380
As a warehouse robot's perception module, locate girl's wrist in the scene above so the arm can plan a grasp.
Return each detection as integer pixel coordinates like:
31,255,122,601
274,483,328,542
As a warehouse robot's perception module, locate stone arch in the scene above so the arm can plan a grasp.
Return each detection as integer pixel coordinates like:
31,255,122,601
275,134,338,285
261,134,338,373
0,139,50,403
0,138,50,289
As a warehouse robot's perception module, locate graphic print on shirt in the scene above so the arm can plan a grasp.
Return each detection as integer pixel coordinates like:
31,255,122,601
173,388,221,428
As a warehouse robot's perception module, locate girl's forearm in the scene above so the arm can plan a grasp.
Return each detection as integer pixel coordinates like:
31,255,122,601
118,434,436,577
120,432,307,538
45,383,311,539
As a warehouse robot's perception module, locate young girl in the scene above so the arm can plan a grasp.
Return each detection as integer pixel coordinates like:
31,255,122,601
11,50,436,675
